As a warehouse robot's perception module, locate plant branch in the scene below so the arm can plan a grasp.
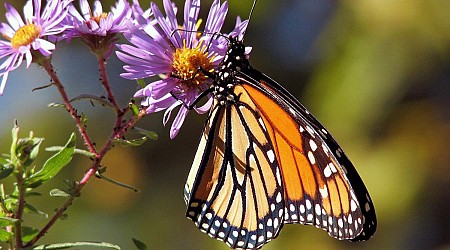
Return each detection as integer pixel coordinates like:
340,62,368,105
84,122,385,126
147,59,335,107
22,48,150,247
40,59,97,155
24,108,146,247
97,55,120,114
13,172,26,248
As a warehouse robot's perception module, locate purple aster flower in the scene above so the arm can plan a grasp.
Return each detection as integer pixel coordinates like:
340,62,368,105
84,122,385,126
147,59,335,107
117,0,249,139
0,0,71,95
64,0,131,56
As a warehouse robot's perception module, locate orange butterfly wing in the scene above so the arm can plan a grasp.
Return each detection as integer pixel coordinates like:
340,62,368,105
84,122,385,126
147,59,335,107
241,81,365,239
184,37,376,249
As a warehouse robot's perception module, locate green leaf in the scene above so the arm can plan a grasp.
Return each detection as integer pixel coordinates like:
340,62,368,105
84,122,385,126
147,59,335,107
134,127,158,141
49,189,70,197
32,82,53,92
0,228,13,242
46,146,95,158
21,226,39,242
24,192,42,197
0,216,18,226
31,241,121,249
9,126,44,168
0,163,14,180
96,171,140,193
11,123,19,158
132,238,147,250
24,203,48,218
25,133,76,188
61,180,79,197
112,137,148,147
47,102,66,108
0,155,8,165
70,94,113,108
130,103,139,116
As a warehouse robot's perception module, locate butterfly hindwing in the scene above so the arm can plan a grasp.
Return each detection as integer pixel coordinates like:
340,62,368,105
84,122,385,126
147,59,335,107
185,97,285,249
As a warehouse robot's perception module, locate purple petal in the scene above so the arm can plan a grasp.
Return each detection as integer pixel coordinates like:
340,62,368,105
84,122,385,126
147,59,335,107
204,0,227,34
4,3,25,30
162,99,182,124
194,96,213,114
0,71,9,95
170,106,189,139
183,0,200,47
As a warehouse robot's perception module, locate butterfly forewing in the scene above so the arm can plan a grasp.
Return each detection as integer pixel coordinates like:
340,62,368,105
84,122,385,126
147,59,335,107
234,80,365,239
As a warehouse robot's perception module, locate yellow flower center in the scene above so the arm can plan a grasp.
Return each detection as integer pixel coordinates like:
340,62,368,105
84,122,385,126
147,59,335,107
10,23,41,49
171,41,213,88
87,12,108,28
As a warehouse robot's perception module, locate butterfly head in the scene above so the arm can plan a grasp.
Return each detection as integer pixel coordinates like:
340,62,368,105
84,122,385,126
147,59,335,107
220,36,251,74
211,36,251,105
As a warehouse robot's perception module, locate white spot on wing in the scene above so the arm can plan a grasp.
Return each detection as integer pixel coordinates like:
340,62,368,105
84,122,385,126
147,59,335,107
351,200,358,212
336,148,342,158
324,165,332,178
338,218,344,228
289,107,295,114
300,204,305,213
365,202,371,212
276,192,282,203
258,117,266,131
274,218,279,228
276,167,282,185
306,199,312,210
315,204,322,215
309,139,318,151
306,125,315,137
290,204,295,212
267,150,275,163
307,151,316,165
319,185,329,198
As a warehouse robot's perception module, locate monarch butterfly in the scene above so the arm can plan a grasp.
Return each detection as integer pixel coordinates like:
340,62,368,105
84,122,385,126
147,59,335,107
183,30,376,250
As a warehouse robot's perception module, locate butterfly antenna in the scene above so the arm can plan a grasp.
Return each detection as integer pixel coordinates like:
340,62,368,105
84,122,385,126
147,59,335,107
243,0,258,37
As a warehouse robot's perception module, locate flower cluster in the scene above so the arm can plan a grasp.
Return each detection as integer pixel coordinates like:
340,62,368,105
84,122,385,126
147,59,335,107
118,0,248,138
0,0,249,138
0,0,70,94
0,0,133,94
64,0,132,56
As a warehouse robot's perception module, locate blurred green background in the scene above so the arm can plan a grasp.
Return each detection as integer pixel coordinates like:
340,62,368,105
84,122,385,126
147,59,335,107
0,0,449,249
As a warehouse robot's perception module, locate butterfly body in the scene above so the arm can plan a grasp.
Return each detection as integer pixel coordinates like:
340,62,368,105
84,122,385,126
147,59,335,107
184,37,376,249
